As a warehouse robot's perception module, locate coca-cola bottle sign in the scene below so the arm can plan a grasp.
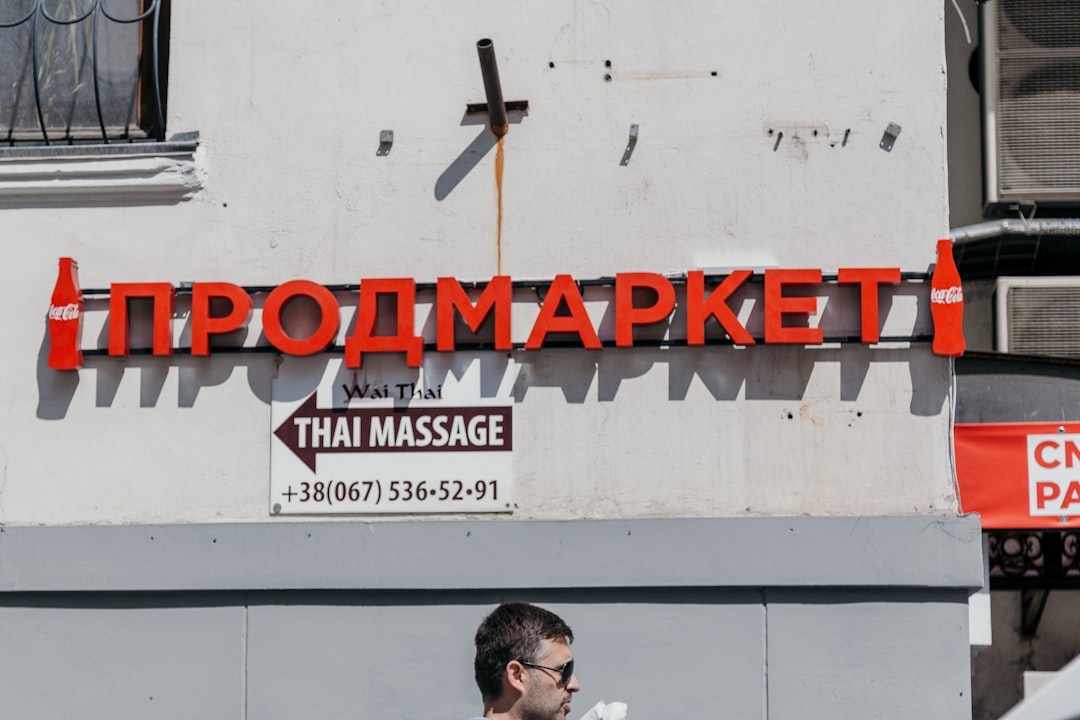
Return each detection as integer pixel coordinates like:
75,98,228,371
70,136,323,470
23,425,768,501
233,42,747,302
47,257,84,371
930,239,965,357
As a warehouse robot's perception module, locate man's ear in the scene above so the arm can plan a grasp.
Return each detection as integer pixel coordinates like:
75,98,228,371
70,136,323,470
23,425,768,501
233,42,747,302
505,660,528,695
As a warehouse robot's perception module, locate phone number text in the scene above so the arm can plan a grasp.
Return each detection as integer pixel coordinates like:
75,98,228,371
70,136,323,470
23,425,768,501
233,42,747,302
277,479,499,507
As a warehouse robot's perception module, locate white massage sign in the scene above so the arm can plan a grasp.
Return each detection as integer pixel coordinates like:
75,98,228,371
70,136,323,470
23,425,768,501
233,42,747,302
270,354,514,515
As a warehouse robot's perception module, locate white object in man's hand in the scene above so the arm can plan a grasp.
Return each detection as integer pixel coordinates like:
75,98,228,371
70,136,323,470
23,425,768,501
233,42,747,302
576,700,627,720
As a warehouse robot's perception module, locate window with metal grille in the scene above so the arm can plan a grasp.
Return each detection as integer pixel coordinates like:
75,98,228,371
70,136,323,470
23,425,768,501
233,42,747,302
0,0,168,145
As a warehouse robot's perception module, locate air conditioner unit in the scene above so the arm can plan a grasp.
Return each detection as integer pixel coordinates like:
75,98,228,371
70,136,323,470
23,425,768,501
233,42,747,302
982,0,1080,209
996,276,1080,356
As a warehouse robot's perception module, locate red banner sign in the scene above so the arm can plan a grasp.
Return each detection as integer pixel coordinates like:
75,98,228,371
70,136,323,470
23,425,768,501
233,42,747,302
955,422,1080,529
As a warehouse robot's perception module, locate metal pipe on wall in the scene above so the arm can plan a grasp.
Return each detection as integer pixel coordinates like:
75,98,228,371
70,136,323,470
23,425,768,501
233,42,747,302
951,218,1080,243
476,39,508,137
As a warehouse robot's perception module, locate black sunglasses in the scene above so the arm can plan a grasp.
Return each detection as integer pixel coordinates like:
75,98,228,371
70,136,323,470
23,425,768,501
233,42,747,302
520,658,574,686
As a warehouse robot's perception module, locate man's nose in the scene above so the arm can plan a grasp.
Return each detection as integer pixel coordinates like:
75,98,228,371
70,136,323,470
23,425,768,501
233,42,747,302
566,673,581,692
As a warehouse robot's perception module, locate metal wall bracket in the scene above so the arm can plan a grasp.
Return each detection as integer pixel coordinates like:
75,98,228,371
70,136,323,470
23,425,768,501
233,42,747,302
880,122,901,152
377,130,393,156
620,124,639,166
466,100,530,115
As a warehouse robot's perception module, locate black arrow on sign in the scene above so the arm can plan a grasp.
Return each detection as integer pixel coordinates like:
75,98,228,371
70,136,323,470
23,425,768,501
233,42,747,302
273,393,512,473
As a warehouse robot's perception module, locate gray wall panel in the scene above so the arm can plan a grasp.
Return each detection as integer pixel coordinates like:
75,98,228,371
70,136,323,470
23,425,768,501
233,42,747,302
246,601,482,720
0,517,980,718
0,516,984,592
0,603,244,720
561,595,765,719
765,590,972,720
245,592,765,720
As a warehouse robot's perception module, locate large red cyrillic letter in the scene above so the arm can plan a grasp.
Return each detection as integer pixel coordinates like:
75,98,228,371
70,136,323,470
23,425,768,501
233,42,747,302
345,278,423,367
108,282,175,356
436,276,512,351
837,267,901,343
685,270,755,345
263,280,340,356
764,269,823,344
525,275,602,350
191,282,253,356
615,273,676,347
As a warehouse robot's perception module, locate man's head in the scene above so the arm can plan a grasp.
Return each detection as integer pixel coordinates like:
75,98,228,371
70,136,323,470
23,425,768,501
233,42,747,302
474,602,580,718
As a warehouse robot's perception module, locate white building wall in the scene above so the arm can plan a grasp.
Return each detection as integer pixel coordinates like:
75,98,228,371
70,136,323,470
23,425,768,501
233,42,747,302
0,3,987,718
5,0,953,526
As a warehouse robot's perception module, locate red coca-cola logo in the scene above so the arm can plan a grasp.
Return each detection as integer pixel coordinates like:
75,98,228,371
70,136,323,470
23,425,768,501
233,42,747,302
930,286,963,304
48,302,81,321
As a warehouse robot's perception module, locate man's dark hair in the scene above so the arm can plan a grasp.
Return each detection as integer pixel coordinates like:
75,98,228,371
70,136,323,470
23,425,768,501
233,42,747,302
473,602,574,702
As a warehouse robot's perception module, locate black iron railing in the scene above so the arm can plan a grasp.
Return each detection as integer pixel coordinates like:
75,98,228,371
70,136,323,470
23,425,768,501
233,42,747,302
0,0,165,145
988,529,1080,589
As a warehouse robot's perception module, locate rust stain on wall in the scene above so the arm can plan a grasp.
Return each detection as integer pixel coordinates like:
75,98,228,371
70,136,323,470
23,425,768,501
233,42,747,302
495,136,505,274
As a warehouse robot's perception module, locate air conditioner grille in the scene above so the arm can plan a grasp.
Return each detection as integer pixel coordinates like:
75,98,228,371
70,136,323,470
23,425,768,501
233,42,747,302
992,1,1080,200
997,0,1080,51
1005,285,1080,357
